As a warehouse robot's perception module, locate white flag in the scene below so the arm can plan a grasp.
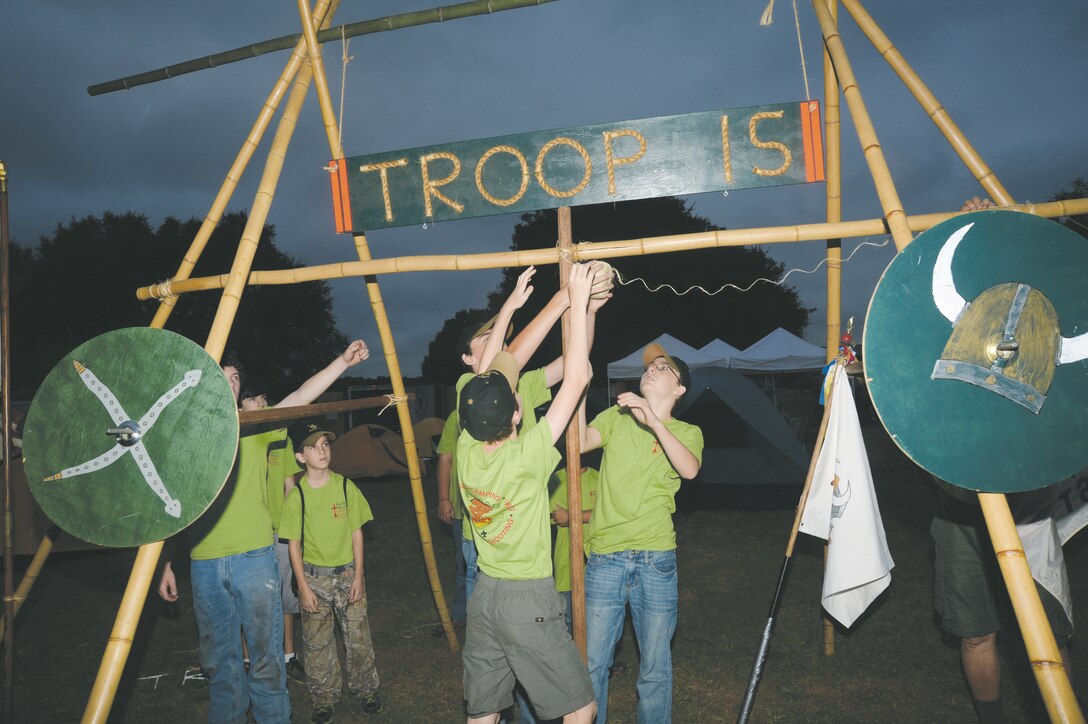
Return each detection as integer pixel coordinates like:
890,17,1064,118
798,365,894,628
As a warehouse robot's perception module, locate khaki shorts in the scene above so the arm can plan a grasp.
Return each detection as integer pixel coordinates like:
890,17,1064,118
463,573,593,720
931,515,1072,646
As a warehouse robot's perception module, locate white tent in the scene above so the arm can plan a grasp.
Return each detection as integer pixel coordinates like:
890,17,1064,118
729,327,826,372
606,333,719,379
699,338,742,366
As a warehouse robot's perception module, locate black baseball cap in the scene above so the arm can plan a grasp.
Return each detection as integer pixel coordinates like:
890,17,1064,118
459,352,519,442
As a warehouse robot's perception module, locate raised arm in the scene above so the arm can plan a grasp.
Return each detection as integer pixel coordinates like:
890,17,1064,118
543,264,594,444
476,267,536,373
276,340,369,408
616,391,701,479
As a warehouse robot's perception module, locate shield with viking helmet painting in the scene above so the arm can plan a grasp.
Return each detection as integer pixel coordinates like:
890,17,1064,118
864,210,1088,493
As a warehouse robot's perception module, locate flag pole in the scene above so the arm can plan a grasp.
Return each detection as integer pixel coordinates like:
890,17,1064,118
736,361,841,724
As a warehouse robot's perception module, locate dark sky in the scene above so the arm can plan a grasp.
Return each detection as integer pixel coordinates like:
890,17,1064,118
3,0,1086,376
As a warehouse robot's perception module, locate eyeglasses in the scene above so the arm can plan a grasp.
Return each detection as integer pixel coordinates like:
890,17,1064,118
645,362,680,381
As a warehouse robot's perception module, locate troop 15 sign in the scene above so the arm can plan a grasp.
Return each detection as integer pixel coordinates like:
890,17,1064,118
329,101,824,233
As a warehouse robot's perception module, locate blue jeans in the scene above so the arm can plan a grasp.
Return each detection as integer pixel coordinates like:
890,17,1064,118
191,546,290,723
462,535,479,604
451,520,467,623
586,549,678,724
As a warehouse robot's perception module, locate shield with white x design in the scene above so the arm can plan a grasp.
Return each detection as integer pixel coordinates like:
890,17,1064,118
23,328,238,547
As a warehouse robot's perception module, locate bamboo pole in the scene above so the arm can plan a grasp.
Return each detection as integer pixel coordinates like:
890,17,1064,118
237,392,413,426
135,197,1088,302
292,0,457,652
88,0,557,96
149,0,338,332
557,207,587,659
82,6,335,721
1,158,13,722
977,494,1085,724
839,0,1015,206
811,0,912,252
737,362,840,723
820,0,841,658
0,525,59,641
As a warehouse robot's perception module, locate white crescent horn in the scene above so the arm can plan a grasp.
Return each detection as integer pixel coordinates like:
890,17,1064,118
1059,332,1088,364
932,222,973,324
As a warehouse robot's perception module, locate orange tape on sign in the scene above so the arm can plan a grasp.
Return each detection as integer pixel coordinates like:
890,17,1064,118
800,101,825,183
329,158,353,234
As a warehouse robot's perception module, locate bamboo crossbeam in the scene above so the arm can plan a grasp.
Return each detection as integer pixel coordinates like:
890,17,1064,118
839,0,1014,207
812,0,912,251
87,0,556,96
83,5,334,721
237,393,413,426
136,197,1088,302
293,0,458,652
149,0,339,331
978,494,1085,723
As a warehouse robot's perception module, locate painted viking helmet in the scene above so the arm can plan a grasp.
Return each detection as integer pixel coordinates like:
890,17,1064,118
929,221,1088,414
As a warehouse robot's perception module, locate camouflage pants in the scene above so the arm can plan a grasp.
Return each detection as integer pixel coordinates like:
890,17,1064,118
301,569,380,707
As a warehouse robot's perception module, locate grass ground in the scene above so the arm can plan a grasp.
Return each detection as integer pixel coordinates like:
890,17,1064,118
5,422,1087,722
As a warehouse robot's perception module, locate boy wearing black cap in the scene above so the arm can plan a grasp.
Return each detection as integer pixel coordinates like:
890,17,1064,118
455,263,597,724
579,342,704,723
281,424,381,722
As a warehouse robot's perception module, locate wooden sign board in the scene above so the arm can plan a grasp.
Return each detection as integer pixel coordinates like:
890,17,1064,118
330,101,824,232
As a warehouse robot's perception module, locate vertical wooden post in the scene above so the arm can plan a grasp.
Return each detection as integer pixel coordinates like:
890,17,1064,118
821,0,841,658
292,0,457,651
0,158,15,724
977,495,1084,723
811,0,913,252
557,207,587,658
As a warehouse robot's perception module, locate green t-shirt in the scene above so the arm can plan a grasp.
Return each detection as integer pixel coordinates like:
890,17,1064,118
456,422,560,580
435,411,464,521
279,471,374,567
456,367,552,541
550,467,598,593
190,430,278,560
587,406,704,554
250,430,294,532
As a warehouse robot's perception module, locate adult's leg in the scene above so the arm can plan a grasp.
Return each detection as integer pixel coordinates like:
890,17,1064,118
234,546,290,722
337,571,380,697
275,538,300,658
961,633,1000,701
303,572,343,710
191,557,249,724
585,552,629,723
628,550,677,724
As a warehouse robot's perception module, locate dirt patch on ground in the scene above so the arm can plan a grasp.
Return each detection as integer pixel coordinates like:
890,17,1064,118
5,423,1087,722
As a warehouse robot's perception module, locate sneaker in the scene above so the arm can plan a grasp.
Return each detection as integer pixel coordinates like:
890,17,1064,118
285,656,306,683
359,691,382,715
311,705,334,723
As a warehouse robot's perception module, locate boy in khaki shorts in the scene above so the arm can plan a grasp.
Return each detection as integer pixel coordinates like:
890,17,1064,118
456,263,597,724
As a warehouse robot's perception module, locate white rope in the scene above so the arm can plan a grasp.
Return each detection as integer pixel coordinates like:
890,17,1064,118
336,25,353,156
605,237,892,296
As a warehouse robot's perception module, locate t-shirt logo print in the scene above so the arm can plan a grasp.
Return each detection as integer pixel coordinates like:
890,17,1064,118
331,502,347,519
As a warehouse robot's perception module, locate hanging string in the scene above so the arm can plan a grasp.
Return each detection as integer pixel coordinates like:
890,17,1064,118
759,0,812,101
378,393,407,416
578,236,892,297
336,25,353,156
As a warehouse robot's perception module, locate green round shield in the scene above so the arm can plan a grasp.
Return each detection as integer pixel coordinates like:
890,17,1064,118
864,210,1088,493
23,328,239,546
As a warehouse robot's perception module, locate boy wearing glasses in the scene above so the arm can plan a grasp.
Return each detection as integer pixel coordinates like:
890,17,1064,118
579,342,703,723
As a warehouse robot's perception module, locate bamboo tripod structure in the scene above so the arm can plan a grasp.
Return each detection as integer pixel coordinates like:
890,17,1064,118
0,0,1071,720
1,158,14,724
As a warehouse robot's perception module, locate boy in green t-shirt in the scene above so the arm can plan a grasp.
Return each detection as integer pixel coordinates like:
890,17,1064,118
579,342,704,723
455,263,597,724
281,424,380,722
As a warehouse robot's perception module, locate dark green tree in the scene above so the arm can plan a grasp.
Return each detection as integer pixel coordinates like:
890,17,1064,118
421,197,811,380
1050,177,1088,239
11,210,347,400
